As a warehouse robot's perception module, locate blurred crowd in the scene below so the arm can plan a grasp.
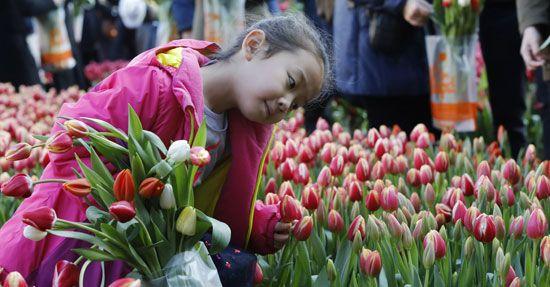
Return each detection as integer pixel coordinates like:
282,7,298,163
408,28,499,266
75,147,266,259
0,0,549,159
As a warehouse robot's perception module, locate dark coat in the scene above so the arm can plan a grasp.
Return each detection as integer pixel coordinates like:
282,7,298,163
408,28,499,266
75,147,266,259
0,0,56,87
333,0,430,97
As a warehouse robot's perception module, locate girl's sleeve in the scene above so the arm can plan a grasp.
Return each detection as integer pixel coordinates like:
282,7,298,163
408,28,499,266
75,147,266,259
247,201,281,255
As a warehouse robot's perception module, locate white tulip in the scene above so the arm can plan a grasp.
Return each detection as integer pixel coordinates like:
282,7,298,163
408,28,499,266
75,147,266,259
23,225,47,241
160,184,176,209
167,140,191,164
458,0,470,7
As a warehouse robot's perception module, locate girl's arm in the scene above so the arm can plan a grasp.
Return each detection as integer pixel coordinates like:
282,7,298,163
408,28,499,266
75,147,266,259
247,201,281,255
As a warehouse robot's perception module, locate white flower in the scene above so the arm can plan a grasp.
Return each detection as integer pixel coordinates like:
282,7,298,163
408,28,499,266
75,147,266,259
23,225,47,241
160,184,176,209
458,0,470,7
167,140,191,164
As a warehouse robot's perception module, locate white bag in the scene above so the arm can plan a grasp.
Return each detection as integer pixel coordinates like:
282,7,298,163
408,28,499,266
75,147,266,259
37,7,76,72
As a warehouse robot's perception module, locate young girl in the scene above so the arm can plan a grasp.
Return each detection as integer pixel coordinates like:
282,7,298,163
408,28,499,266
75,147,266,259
0,14,329,286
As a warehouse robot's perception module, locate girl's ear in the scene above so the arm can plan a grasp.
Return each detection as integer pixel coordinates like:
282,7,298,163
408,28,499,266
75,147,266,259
242,29,267,61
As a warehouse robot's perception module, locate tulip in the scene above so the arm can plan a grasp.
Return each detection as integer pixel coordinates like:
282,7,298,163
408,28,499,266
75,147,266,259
475,175,496,201
536,175,549,200
477,161,491,179
395,155,408,174
329,155,344,176
505,267,516,287
280,158,296,181
270,141,286,166
328,209,344,233
410,192,421,212
452,201,467,224
189,147,210,167
62,178,91,197
3,271,28,287
293,163,310,185
494,216,506,240
166,140,190,164
385,213,403,238
366,128,380,148
365,190,380,211
526,208,548,239
278,181,295,198
410,124,428,142
473,214,496,243
374,138,388,158
370,161,386,180
52,260,79,287
419,165,433,185
347,215,366,241
509,277,520,287
356,158,370,182
360,249,382,277
461,174,475,196
64,119,88,138
380,187,398,212
284,139,298,158
415,132,430,149
265,193,280,205
113,169,135,202
406,168,421,187
254,262,263,285
138,177,164,198
413,148,429,170
280,195,302,223
317,166,332,187
5,143,32,161
541,236,550,268
176,206,197,236
1,173,32,198
108,278,141,287
264,178,277,194
348,180,363,202
423,230,446,259
435,151,449,173
435,203,451,223
423,240,436,268
159,184,176,209
509,216,524,239
502,159,521,185
46,131,73,153
423,183,435,207
297,144,315,163
327,259,337,282
109,201,136,223
22,206,56,231
293,216,313,241
301,185,319,210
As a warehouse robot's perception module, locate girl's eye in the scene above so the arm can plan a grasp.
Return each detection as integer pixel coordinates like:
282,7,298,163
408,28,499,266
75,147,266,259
290,102,299,110
288,73,296,89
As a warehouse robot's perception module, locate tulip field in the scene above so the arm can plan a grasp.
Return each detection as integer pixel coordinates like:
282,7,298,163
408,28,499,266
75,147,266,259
0,83,549,287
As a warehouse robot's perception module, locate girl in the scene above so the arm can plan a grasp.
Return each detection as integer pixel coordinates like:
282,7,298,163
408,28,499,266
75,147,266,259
0,14,329,286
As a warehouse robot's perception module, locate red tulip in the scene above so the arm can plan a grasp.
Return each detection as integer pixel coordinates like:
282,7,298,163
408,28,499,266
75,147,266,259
138,177,165,198
448,188,464,208
297,144,315,163
370,161,386,180
419,165,433,185
435,203,451,223
317,166,332,187
406,168,421,187
3,271,28,287
410,192,421,212
347,215,366,241
461,174,475,196
113,169,135,202
505,267,516,287
270,142,286,166
413,148,429,170
464,206,480,233
22,206,56,231
278,181,295,198
410,124,428,142
45,131,73,153
321,143,336,163
473,214,496,243
62,178,91,197
526,208,548,239
109,201,136,223
293,216,313,241
434,151,449,173
52,260,79,287
64,119,88,138
1,173,32,198
502,159,521,185
359,249,382,277
280,158,296,181
293,163,310,185
380,187,398,212
374,139,388,158
366,128,381,148
280,195,302,223
477,161,491,179
265,193,280,205
452,201,467,224
328,209,344,233
502,185,516,206
5,143,32,161
348,180,363,202
329,155,345,176
108,278,141,287
536,175,549,200
356,158,370,182
365,190,380,211
189,146,210,167
284,139,298,158
395,155,408,174
509,216,524,239
423,230,446,259
385,213,403,238
475,175,496,201
301,185,319,210
416,132,431,149
265,178,277,194
254,262,263,285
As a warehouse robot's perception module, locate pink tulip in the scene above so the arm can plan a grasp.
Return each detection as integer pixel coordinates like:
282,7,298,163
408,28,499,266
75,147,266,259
355,158,370,182
22,206,56,231
526,208,548,239
410,124,428,142
347,215,366,241
434,151,449,173
1,173,32,198
365,190,380,212
461,174,475,196
328,209,344,233
189,147,210,167
301,185,319,210
3,271,28,287
280,195,302,223
108,278,141,287
5,143,32,161
348,180,363,202
423,230,446,259
45,131,73,153
380,186,398,212
265,193,280,205
476,161,491,179
330,155,345,176
502,159,521,185
509,216,524,239
406,168,421,187
413,148,429,170
52,260,79,287
536,175,549,200
293,163,310,185
293,216,313,241
317,166,332,187
419,165,433,185
452,201,467,224
264,178,277,194
473,214,496,243
109,201,136,223
359,249,382,277
278,181,295,198
280,158,296,181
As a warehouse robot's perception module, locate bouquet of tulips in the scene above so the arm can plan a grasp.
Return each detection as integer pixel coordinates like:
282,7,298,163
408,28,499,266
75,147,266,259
253,110,549,287
0,106,231,286
432,0,484,40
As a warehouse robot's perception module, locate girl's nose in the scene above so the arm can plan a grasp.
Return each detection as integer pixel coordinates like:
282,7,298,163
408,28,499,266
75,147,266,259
277,95,293,113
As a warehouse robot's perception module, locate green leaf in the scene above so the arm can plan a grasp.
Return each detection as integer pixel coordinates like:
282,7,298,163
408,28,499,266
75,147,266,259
130,154,146,184
48,230,108,249
310,230,327,267
127,105,144,142
33,134,50,142
192,121,207,148
170,162,188,208
86,206,110,224
100,223,128,246
143,130,167,155
196,210,231,254
129,135,153,171
86,132,129,154
89,148,115,187
80,117,129,142
75,155,115,208
73,247,117,261
148,160,173,179
296,241,312,286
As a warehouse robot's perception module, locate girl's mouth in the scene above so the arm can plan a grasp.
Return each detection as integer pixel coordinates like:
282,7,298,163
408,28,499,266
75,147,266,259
264,101,271,117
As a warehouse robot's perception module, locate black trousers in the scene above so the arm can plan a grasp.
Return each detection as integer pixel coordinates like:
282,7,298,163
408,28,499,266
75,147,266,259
479,1,526,158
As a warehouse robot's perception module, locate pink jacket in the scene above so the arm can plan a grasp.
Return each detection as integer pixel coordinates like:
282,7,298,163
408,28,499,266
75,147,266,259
0,40,280,286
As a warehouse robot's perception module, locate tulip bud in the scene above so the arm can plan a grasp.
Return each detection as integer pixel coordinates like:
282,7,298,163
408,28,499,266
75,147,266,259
347,215,366,241
509,277,520,287
370,161,386,180
280,195,302,223
385,213,403,238
423,240,436,268
348,180,363,202
5,143,32,161
278,181,295,198
419,165,433,185
138,177,165,198
301,185,319,210
176,206,197,236
4,271,28,287
293,216,313,241
1,173,32,198
473,214,496,243
364,215,380,242
380,186,399,212
413,148,429,170
293,163,310,185
424,230,447,259
52,260,79,287
435,152,449,173
316,198,326,223
406,168,421,188
159,184,176,209
401,223,413,249
166,140,191,164
189,147,211,167
264,178,277,194
502,159,521,185
509,216,524,239
495,248,507,277
416,132,431,149
461,174,475,196
64,119,88,138
62,178,91,198
352,231,363,254
356,158,370,182
452,201,467,224
464,236,475,258
475,175,496,202
423,183,435,207
409,192,421,213
541,236,550,268
46,131,73,153
109,201,136,223
477,161,491,179
329,155,345,177
22,206,56,231
360,249,382,277
254,263,263,285
317,166,332,187
113,169,135,202
108,278,142,287
526,208,548,239
505,267,517,287
536,175,550,200
328,209,344,233
327,259,337,282
435,203,451,223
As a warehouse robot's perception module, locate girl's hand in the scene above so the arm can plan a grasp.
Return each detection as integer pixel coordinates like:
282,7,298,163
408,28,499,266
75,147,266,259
273,220,295,250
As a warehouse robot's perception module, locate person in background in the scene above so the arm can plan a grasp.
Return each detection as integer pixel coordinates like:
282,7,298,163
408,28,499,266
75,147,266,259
516,0,550,159
333,0,435,134
0,0,59,87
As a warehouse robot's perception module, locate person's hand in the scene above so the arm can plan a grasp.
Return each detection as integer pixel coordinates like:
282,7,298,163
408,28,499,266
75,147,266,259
521,26,545,70
403,0,433,27
273,220,294,250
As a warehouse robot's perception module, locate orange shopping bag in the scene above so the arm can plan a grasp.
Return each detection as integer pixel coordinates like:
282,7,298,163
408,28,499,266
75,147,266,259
37,7,76,72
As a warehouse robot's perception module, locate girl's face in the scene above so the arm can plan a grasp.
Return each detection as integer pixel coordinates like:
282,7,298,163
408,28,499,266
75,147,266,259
232,30,324,125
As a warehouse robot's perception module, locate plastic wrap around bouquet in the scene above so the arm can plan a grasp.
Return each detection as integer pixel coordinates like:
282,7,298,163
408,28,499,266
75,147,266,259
14,106,230,286
427,0,485,132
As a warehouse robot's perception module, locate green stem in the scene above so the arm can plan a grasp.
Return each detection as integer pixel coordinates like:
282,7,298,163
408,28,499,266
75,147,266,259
33,179,67,185
135,217,163,277
424,268,430,287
